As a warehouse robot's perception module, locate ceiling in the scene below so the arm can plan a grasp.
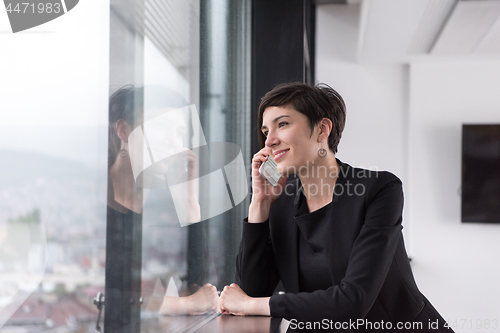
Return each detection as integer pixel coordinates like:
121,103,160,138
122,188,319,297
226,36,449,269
354,0,500,62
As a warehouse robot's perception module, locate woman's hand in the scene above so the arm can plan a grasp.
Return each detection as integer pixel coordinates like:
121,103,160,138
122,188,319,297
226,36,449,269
183,149,201,223
184,283,219,315
251,148,288,204
249,148,288,222
165,148,198,183
165,149,201,224
218,283,270,316
159,283,219,315
219,283,251,316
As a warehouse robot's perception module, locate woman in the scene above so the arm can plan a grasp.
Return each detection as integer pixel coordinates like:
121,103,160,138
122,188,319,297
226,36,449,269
218,82,453,332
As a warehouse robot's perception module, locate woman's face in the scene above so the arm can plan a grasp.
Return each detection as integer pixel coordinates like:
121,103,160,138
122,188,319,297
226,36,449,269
261,106,319,175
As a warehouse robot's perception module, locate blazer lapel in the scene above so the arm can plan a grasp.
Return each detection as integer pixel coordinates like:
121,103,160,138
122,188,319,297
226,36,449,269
287,182,301,294
273,177,301,294
285,217,300,294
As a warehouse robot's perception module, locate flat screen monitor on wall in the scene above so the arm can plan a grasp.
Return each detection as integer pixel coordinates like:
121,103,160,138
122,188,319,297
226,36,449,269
462,124,500,223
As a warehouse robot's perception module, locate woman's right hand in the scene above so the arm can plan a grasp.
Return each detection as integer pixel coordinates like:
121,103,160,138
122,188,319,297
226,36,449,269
248,148,287,223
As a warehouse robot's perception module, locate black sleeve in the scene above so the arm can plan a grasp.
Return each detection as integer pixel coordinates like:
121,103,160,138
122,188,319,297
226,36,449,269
269,175,404,322
235,219,280,297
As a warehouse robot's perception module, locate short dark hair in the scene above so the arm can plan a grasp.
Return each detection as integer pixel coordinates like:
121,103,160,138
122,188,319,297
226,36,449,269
108,85,141,169
257,82,346,154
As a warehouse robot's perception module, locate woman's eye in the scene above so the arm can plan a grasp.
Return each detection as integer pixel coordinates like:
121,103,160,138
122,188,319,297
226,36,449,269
278,122,288,127
263,131,268,137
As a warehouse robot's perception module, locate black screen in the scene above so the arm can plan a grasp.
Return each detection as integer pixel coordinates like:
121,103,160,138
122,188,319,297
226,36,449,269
462,124,500,223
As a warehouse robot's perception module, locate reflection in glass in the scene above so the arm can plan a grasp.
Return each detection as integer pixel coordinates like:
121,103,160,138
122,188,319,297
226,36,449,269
106,0,251,331
106,85,221,333
1,0,250,330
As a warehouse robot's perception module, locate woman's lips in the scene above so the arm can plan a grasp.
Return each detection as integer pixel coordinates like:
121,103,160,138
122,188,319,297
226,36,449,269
274,149,289,161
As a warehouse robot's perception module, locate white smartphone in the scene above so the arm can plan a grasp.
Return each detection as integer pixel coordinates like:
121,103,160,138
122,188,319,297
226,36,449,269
258,155,282,187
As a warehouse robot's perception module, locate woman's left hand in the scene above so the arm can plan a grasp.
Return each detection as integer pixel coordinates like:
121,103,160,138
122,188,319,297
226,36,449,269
218,283,271,316
219,283,252,316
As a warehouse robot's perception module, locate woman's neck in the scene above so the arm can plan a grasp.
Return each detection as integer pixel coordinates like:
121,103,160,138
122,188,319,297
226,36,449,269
298,154,339,212
109,156,143,214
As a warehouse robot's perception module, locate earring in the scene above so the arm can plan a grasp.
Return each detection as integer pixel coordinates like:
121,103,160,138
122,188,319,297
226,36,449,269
119,149,128,158
318,141,327,158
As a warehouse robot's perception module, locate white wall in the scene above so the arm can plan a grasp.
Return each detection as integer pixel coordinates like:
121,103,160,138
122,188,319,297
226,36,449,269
317,4,500,331
409,60,500,328
316,4,411,245
316,5,408,180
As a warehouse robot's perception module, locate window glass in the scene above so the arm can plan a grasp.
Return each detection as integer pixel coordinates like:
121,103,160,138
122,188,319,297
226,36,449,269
0,0,250,331
0,2,109,331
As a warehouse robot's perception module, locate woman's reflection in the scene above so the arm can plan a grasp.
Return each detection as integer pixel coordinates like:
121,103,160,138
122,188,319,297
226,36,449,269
108,86,143,214
106,85,218,326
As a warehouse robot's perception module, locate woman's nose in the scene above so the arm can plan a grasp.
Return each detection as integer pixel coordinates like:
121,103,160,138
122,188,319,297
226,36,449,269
265,131,279,147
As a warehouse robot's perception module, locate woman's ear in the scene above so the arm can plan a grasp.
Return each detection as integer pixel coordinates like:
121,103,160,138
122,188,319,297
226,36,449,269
116,119,131,143
317,118,333,142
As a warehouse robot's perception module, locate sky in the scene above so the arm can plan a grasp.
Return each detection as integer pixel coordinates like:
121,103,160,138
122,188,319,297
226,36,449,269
0,0,109,170
0,0,189,170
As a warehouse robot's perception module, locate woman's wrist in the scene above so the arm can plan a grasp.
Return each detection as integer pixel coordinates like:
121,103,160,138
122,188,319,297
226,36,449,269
248,297,271,316
248,200,272,223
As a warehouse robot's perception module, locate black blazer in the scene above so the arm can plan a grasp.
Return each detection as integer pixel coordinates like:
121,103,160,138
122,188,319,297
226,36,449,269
236,159,429,324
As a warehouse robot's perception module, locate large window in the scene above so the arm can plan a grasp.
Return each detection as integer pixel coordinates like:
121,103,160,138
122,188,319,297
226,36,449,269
1,0,250,332
0,1,109,331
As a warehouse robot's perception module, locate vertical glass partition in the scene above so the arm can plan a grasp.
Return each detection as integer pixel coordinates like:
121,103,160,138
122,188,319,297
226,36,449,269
107,0,250,332
0,0,250,332
199,0,252,289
